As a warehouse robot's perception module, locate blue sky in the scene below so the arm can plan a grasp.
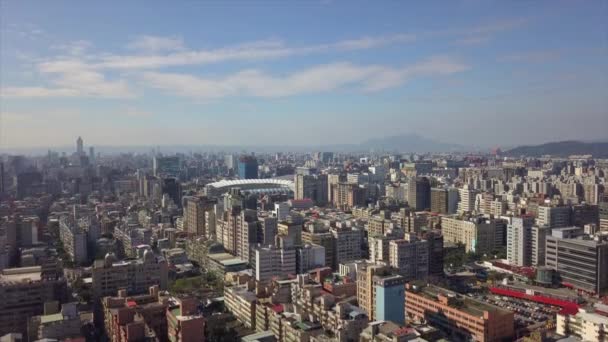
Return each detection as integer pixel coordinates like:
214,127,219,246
1,0,607,149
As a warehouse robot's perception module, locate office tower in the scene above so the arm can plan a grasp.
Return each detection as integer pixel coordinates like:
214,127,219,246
546,227,608,294
161,177,181,207
257,216,277,246
537,206,571,228
430,187,448,214
388,236,429,281
507,216,535,266
254,246,296,282
441,216,497,254
0,265,67,337
405,284,514,342
183,196,215,236
572,203,599,228
153,156,180,177
331,227,362,269
331,183,366,210
76,136,83,156
447,187,460,214
89,146,95,162
458,185,478,213
274,202,290,221
238,155,258,179
407,177,431,211
92,251,168,298
421,230,444,277
0,162,5,194
295,173,328,206
531,225,550,266
327,173,343,203
296,244,325,273
224,154,237,171
374,275,406,325
277,222,302,247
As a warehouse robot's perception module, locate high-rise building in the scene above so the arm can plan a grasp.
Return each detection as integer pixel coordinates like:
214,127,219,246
161,177,182,207
356,263,387,321
388,236,428,281
442,216,497,254
374,275,406,325
153,156,181,177
302,229,334,270
254,246,296,282
421,229,444,277
458,185,478,213
537,206,571,228
545,227,608,294
507,216,535,266
295,174,328,206
331,227,362,269
331,183,366,210
430,187,448,214
183,196,215,236
76,136,83,156
572,204,599,228
407,177,431,211
238,155,258,179
296,244,325,273
531,225,551,266
89,146,95,162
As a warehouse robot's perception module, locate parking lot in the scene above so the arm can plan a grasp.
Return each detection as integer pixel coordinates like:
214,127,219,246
476,294,561,331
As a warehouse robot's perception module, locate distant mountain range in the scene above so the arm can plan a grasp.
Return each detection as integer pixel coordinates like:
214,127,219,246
506,140,608,157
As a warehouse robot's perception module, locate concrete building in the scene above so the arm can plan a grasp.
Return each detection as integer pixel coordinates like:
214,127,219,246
331,227,362,269
374,275,406,325
430,187,448,214
0,265,67,337
166,297,205,342
557,308,608,342
441,215,497,254
296,244,325,274
274,202,290,222
537,205,571,228
92,251,168,298
531,225,551,266
28,302,83,341
507,216,535,266
102,286,168,342
407,177,430,211
388,236,428,282
331,183,366,210
225,285,257,328
458,185,478,213
59,215,88,265
600,201,608,231
545,227,608,294
405,284,514,342
421,229,444,277
295,174,328,206
254,246,296,282
183,196,215,236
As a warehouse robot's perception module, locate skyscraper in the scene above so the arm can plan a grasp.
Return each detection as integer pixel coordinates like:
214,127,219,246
407,177,431,211
238,155,258,179
295,173,328,206
507,216,534,266
76,136,83,156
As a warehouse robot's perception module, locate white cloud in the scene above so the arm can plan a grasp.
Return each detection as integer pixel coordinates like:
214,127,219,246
498,50,561,63
141,56,468,99
128,35,185,52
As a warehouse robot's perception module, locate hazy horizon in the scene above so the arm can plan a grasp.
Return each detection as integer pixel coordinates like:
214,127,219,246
1,1,607,149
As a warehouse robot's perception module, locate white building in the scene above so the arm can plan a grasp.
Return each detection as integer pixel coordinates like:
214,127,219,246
507,216,534,266
557,308,608,342
254,246,296,282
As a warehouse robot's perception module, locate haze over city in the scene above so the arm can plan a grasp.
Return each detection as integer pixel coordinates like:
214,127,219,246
1,1,607,150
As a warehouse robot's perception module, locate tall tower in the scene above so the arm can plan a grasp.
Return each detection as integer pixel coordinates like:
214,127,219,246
76,136,84,156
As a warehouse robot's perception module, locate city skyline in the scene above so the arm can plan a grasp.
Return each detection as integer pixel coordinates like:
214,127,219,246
1,1,607,149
